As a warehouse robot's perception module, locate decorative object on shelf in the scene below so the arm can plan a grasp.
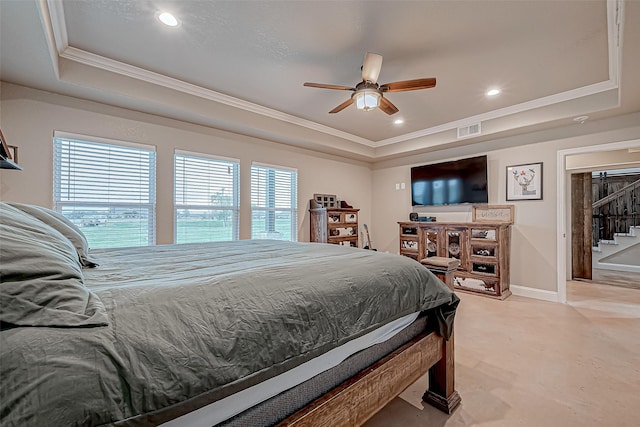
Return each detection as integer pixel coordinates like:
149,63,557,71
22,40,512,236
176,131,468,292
0,128,22,170
506,163,543,200
472,205,514,224
340,200,353,208
314,193,337,208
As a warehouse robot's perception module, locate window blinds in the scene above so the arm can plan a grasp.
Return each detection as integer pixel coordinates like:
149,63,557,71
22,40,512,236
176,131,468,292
250,163,298,241
53,136,156,248
174,152,240,243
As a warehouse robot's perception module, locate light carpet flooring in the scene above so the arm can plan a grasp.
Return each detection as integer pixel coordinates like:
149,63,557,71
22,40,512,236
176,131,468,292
366,281,640,427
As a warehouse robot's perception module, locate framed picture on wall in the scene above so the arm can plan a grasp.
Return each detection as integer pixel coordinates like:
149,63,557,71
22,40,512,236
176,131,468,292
506,162,543,201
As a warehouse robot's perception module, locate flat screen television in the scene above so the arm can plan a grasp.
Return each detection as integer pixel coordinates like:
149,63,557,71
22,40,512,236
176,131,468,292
411,155,488,206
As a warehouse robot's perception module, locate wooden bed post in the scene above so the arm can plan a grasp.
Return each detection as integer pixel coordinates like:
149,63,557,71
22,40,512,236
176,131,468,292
423,331,461,414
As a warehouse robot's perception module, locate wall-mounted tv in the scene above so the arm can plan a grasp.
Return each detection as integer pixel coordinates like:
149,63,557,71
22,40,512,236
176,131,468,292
411,155,488,206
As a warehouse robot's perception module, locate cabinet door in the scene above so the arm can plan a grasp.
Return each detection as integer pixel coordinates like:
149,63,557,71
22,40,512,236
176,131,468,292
422,229,440,258
445,228,466,266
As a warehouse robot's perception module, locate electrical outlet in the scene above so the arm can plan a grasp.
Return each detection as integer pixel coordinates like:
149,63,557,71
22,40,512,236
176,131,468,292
401,182,405,189
395,183,400,190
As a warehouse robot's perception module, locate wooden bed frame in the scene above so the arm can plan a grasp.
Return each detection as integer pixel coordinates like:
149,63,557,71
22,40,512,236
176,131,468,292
277,329,460,426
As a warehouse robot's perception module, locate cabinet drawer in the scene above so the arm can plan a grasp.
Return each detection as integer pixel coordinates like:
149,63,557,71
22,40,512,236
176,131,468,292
400,236,418,251
329,226,357,237
335,239,357,248
401,226,418,235
328,212,357,223
471,243,496,257
470,228,497,241
453,274,498,295
471,262,497,276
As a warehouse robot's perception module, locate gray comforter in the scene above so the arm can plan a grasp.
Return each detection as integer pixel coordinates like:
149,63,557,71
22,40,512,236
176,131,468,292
1,240,458,426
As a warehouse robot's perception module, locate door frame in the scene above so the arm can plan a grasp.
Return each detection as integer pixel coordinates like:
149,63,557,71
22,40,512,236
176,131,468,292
556,138,640,303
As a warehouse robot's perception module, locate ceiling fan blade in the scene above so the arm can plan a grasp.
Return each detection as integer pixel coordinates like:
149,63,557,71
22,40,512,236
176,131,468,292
304,82,355,91
379,96,399,115
329,98,354,114
379,77,436,93
361,52,383,84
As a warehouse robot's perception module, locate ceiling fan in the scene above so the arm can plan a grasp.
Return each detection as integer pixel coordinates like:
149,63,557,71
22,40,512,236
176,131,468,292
303,52,436,115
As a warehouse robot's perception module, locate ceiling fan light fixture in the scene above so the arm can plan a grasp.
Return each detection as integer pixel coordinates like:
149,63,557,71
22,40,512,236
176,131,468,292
355,89,381,111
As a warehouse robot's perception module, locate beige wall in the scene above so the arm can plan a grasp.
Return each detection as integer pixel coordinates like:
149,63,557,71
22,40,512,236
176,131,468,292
3,81,640,297
372,116,640,294
0,83,372,244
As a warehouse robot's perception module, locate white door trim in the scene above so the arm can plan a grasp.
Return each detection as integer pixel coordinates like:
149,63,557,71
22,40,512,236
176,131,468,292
556,139,640,303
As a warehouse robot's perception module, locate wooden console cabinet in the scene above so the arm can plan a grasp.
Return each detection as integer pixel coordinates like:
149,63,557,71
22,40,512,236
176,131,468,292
399,221,512,299
311,207,359,247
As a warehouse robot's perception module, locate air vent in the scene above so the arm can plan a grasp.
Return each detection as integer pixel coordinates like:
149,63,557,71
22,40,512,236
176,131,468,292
457,123,481,139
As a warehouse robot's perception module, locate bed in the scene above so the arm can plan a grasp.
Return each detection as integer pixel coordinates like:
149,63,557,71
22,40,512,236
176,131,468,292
0,202,460,426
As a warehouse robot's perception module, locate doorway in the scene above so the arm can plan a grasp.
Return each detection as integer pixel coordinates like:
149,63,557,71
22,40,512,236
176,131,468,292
571,168,640,287
558,140,640,303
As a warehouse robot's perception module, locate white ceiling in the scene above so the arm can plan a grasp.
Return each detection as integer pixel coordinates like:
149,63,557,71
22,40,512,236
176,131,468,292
1,0,639,162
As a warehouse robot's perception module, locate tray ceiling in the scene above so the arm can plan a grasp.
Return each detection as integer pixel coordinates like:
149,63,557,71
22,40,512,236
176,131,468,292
1,0,638,161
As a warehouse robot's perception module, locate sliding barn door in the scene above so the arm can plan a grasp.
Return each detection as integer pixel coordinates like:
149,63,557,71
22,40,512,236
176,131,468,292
571,173,592,280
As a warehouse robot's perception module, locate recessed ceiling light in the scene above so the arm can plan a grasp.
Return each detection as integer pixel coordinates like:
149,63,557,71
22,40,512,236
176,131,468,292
486,88,501,97
158,12,179,27
573,115,589,124
394,119,404,125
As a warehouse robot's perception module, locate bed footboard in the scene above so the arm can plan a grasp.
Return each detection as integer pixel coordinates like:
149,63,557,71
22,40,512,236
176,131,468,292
278,330,459,426
423,330,461,413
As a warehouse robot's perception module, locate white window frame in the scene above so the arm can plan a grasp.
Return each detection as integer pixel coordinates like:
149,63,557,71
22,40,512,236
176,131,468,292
250,162,298,242
53,131,156,248
174,150,240,243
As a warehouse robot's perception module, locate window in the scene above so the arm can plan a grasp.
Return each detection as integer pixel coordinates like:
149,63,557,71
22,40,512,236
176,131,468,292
53,134,156,248
251,163,298,241
174,151,240,243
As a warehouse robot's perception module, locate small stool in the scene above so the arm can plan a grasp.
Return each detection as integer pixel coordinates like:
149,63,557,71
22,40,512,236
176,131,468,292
420,257,460,290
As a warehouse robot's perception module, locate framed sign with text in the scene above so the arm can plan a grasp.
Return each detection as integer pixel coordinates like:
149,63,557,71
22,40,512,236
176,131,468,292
472,205,514,224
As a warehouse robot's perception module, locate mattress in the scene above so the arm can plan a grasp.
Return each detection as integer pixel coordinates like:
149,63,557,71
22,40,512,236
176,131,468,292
163,311,420,426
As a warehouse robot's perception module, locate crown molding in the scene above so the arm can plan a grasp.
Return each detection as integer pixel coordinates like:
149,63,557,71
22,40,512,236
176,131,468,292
373,80,618,148
41,0,623,153
58,46,374,147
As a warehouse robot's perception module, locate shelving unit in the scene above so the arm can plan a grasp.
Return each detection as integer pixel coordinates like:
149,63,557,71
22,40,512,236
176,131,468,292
310,207,359,247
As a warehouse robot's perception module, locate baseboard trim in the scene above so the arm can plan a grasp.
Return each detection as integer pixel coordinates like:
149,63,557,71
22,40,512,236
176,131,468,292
510,285,559,303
